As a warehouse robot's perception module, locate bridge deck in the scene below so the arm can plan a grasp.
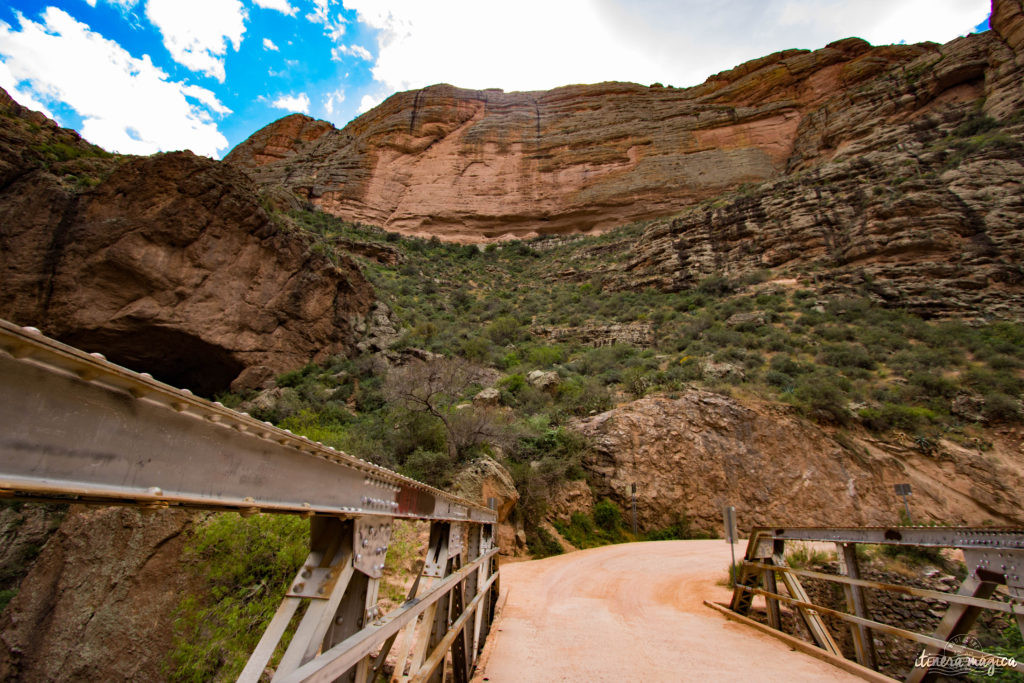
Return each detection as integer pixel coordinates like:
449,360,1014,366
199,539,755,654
477,539,861,682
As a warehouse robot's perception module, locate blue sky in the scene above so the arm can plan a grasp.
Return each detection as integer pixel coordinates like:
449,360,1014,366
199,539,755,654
0,1,991,159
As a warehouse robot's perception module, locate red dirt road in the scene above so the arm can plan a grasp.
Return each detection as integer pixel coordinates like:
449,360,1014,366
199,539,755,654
476,540,860,682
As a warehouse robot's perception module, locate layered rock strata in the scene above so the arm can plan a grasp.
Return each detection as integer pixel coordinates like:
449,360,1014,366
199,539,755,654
227,9,1022,247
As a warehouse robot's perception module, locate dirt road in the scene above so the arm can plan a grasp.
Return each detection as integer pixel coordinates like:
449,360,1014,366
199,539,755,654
476,540,859,682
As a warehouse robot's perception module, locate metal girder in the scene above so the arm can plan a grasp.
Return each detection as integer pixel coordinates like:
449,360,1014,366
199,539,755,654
280,547,500,683
0,320,495,523
729,526,1024,681
756,526,1024,549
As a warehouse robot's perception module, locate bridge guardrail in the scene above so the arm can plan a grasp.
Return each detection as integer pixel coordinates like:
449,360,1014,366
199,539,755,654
0,319,500,682
726,526,1024,682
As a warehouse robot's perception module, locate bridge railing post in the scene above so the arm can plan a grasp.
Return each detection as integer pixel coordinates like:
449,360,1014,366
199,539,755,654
0,320,502,683
720,526,1024,680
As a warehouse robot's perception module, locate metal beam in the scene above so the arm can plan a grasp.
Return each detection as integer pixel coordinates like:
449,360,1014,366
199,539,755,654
836,542,876,669
755,526,1024,550
279,548,499,683
741,562,1024,617
735,585,1024,673
0,320,494,523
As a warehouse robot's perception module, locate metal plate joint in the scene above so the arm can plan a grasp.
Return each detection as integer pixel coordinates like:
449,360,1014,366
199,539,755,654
353,516,392,578
448,522,465,558
287,566,341,599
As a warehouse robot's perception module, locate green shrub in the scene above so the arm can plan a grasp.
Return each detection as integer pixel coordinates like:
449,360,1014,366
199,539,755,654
0,589,17,612
979,623,1024,683
400,448,453,487
275,362,318,388
526,525,563,558
166,514,309,682
460,336,492,362
792,372,850,423
982,393,1022,423
954,112,999,137
644,514,712,540
858,403,938,432
818,343,875,371
697,276,735,295
785,543,834,568
526,344,565,367
593,498,623,532
486,316,521,345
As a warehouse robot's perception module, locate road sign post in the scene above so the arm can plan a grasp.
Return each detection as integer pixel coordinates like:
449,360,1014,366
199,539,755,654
631,483,638,535
894,483,912,524
724,505,737,583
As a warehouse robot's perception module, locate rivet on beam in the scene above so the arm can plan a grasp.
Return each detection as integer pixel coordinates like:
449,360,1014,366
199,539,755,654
239,497,259,518
76,367,99,381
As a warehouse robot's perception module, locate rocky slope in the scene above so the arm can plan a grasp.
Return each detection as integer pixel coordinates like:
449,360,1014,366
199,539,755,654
0,89,376,393
0,508,197,682
573,391,1024,533
227,5,1023,249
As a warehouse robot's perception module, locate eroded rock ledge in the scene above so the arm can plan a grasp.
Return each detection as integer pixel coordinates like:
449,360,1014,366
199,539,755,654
0,90,376,393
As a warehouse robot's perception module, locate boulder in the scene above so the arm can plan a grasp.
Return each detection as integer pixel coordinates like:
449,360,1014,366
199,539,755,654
527,370,560,391
473,387,501,408
572,391,1024,534
451,457,519,523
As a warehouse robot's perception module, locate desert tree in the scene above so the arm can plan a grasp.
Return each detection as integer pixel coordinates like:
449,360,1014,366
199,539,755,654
384,356,510,461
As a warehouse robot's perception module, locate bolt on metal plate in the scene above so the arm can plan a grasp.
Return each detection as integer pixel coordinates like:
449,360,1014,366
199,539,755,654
286,566,338,599
449,522,466,557
353,515,393,578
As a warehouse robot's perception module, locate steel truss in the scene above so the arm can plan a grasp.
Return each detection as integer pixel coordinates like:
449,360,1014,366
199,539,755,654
0,320,501,681
728,526,1024,682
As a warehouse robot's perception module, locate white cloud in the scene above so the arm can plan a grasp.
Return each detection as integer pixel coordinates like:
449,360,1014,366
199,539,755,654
306,0,346,41
84,0,97,6
331,43,371,61
357,93,381,114
324,87,344,114
776,0,989,45
0,59,55,118
343,0,989,99
263,37,279,51
145,0,246,82
253,0,297,16
0,8,229,157
182,83,232,115
307,0,329,24
99,0,140,9
272,92,310,113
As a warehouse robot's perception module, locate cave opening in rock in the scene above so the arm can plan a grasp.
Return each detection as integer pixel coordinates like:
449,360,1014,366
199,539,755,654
61,324,245,397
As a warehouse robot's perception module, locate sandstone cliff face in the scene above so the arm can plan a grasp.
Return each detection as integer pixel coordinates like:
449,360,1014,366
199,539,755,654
226,7,1021,246
573,392,1024,533
0,90,376,393
599,16,1024,318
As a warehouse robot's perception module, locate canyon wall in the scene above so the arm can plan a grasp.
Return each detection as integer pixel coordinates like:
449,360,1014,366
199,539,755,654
226,8,1023,246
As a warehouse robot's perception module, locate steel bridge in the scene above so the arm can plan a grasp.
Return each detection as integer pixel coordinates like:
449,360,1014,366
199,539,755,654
0,319,498,682
3,318,1024,682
